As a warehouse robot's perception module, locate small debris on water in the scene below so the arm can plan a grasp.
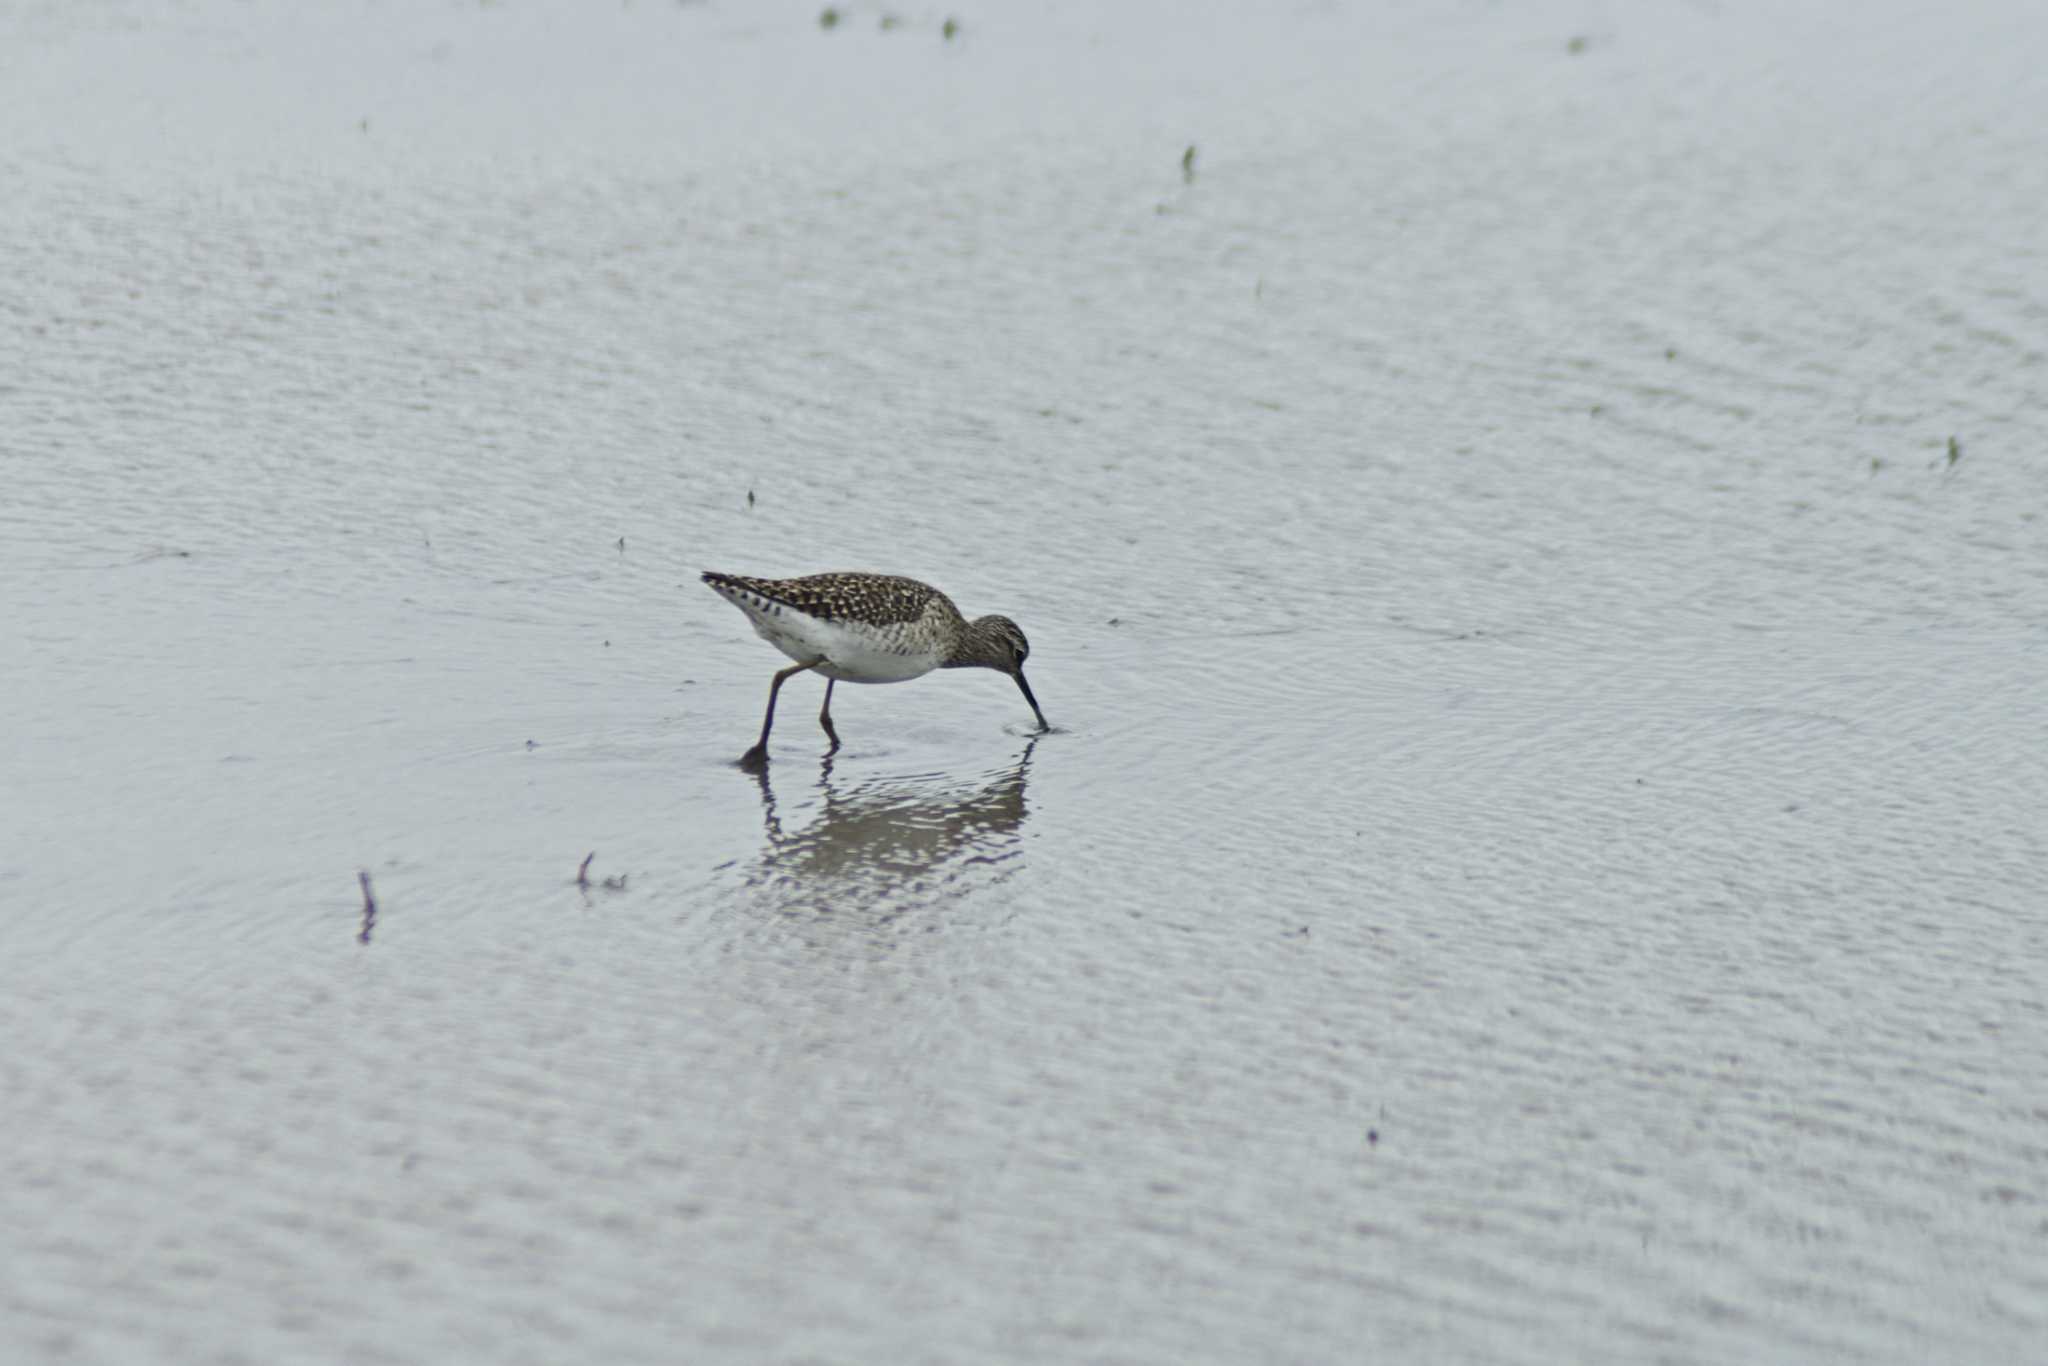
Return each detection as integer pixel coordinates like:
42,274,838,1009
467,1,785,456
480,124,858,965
1367,1128,1379,1146
1946,435,1962,468
942,16,958,40
577,854,628,894
357,871,378,945
525,739,538,750
818,7,840,29
1181,144,1197,183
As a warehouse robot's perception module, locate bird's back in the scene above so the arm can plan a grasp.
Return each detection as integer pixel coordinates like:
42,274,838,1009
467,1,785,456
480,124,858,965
701,571,961,684
702,571,956,627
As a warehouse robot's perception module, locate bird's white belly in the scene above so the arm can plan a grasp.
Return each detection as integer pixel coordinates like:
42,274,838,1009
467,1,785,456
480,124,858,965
750,613,939,684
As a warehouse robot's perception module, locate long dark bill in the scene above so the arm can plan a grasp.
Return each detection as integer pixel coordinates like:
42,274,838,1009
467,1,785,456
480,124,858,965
1014,671,1049,731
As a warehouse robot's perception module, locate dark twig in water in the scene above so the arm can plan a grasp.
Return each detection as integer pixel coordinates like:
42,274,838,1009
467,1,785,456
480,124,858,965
1181,144,1197,184
576,854,626,893
357,871,378,945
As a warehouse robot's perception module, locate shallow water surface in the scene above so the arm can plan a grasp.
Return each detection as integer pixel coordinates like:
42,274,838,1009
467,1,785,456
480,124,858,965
5,1,2047,1361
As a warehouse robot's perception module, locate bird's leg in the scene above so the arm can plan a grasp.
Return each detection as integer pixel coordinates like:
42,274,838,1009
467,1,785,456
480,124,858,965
740,658,822,770
818,677,841,752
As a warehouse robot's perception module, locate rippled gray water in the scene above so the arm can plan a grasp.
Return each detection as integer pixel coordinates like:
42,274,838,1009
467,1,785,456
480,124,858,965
5,1,2046,1361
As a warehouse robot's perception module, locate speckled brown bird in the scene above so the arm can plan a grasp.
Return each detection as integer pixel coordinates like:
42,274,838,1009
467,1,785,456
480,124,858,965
702,571,1047,768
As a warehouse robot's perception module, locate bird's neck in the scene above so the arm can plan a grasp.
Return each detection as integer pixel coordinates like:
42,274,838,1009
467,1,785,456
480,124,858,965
943,618,1005,671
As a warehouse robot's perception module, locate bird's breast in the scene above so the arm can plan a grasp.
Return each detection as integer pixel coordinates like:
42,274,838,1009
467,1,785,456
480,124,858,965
750,613,940,683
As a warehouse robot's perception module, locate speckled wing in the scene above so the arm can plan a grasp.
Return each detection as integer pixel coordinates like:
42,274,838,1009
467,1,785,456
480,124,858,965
701,572,948,627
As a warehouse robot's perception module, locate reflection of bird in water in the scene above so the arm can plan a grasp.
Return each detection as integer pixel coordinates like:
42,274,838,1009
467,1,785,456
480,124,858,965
742,738,1039,923
701,570,1049,769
